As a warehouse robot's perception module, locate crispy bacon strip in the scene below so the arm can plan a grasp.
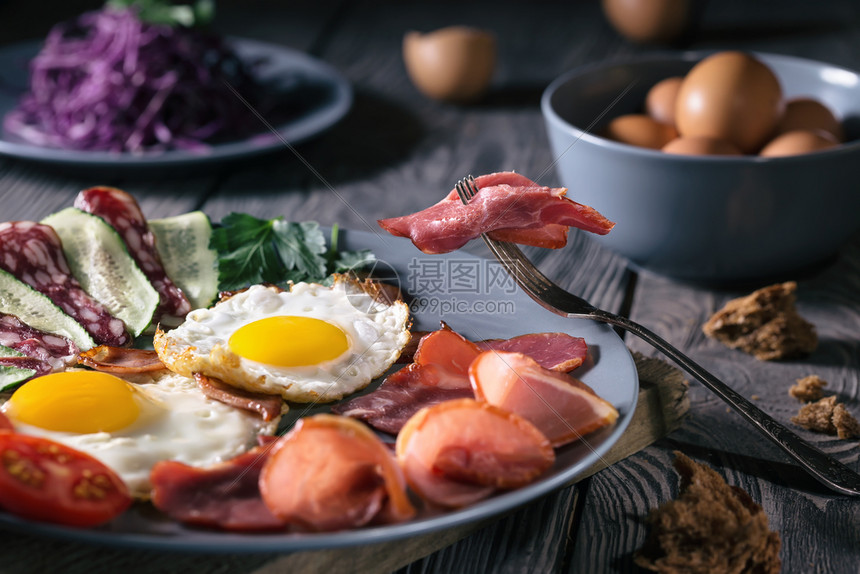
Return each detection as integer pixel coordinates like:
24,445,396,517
150,445,286,532
0,221,130,347
331,369,474,434
193,373,283,422
74,187,192,323
332,328,478,433
469,351,618,447
334,327,589,433
259,414,415,531
78,346,166,374
396,399,555,508
476,332,588,372
377,172,614,254
395,330,429,364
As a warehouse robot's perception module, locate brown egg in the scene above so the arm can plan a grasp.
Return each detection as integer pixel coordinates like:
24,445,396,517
604,114,678,149
662,136,743,156
675,51,784,153
402,27,496,103
601,0,692,45
645,77,684,127
759,129,839,157
776,98,844,142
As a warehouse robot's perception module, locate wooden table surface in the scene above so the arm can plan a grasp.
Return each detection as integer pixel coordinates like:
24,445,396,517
1,1,859,572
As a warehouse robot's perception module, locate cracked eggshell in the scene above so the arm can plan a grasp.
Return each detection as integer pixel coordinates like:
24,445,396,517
403,26,496,103
602,0,693,45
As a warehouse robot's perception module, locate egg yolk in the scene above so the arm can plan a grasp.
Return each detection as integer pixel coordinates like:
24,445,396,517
6,371,141,433
228,316,349,367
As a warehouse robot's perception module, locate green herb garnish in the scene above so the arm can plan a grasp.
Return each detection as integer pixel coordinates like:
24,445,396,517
211,214,376,291
106,0,214,27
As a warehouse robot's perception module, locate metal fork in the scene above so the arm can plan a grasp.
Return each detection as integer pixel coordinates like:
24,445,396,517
455,175,860,496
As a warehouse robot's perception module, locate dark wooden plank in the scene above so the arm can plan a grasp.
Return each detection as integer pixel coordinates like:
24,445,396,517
571,237,860,574
0,0,101,46
397,487,582,574
0,159,213,222
567,0,860,570
214,0,346,53
0,158,95,220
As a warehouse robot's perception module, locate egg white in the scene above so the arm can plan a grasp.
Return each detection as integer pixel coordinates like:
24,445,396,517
153,277,411,402
0,371,279,498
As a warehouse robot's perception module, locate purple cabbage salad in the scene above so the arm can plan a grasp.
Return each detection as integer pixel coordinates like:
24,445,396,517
3,3,266,154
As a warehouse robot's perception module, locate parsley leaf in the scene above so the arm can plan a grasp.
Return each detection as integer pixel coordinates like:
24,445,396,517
106,0,215,28
271,220,328,281
326,224,376,273
211,213,280,289
212,214,377,290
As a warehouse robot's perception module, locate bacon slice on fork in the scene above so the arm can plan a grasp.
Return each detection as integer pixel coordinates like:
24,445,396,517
378,171,614,254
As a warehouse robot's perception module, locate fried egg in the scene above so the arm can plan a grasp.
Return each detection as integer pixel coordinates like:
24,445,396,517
153,276,411,402
0,370,278,498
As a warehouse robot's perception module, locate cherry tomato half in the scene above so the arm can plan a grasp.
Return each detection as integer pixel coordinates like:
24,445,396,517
0,433,131,527
0,412,13,432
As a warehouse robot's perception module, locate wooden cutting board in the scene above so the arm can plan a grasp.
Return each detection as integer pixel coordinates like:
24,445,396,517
250,352,691,574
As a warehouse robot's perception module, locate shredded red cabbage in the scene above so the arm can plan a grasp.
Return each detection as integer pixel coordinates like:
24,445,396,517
3,7,263,153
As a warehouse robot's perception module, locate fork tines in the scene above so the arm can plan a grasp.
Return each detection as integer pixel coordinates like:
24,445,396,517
455,175,479,205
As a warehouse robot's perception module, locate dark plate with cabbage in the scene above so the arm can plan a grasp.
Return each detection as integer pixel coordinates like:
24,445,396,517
0,6,352,167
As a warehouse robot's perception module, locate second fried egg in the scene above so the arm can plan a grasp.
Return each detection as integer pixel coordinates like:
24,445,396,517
154,276,411,402
1,369,278,497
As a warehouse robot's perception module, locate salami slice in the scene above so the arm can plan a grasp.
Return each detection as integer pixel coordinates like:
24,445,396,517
0,221,131,347
0,313,78,371
74,187,192,322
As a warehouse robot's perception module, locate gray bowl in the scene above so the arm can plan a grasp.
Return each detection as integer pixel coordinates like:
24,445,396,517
541,51,860,282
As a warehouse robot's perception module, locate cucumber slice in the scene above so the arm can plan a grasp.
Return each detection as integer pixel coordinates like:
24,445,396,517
0,346,24,358
41,208,159,338
149,211,218,309
0,365,35,392
0,345,34,392
0,268,95,351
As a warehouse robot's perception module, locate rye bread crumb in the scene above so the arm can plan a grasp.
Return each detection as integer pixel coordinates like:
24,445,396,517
634,452,781,574
791,395,860,439
789,375,827,403
702,282,817,361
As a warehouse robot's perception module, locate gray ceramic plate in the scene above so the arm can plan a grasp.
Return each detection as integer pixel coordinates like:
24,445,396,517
0,230,638,552
0,38,352,167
